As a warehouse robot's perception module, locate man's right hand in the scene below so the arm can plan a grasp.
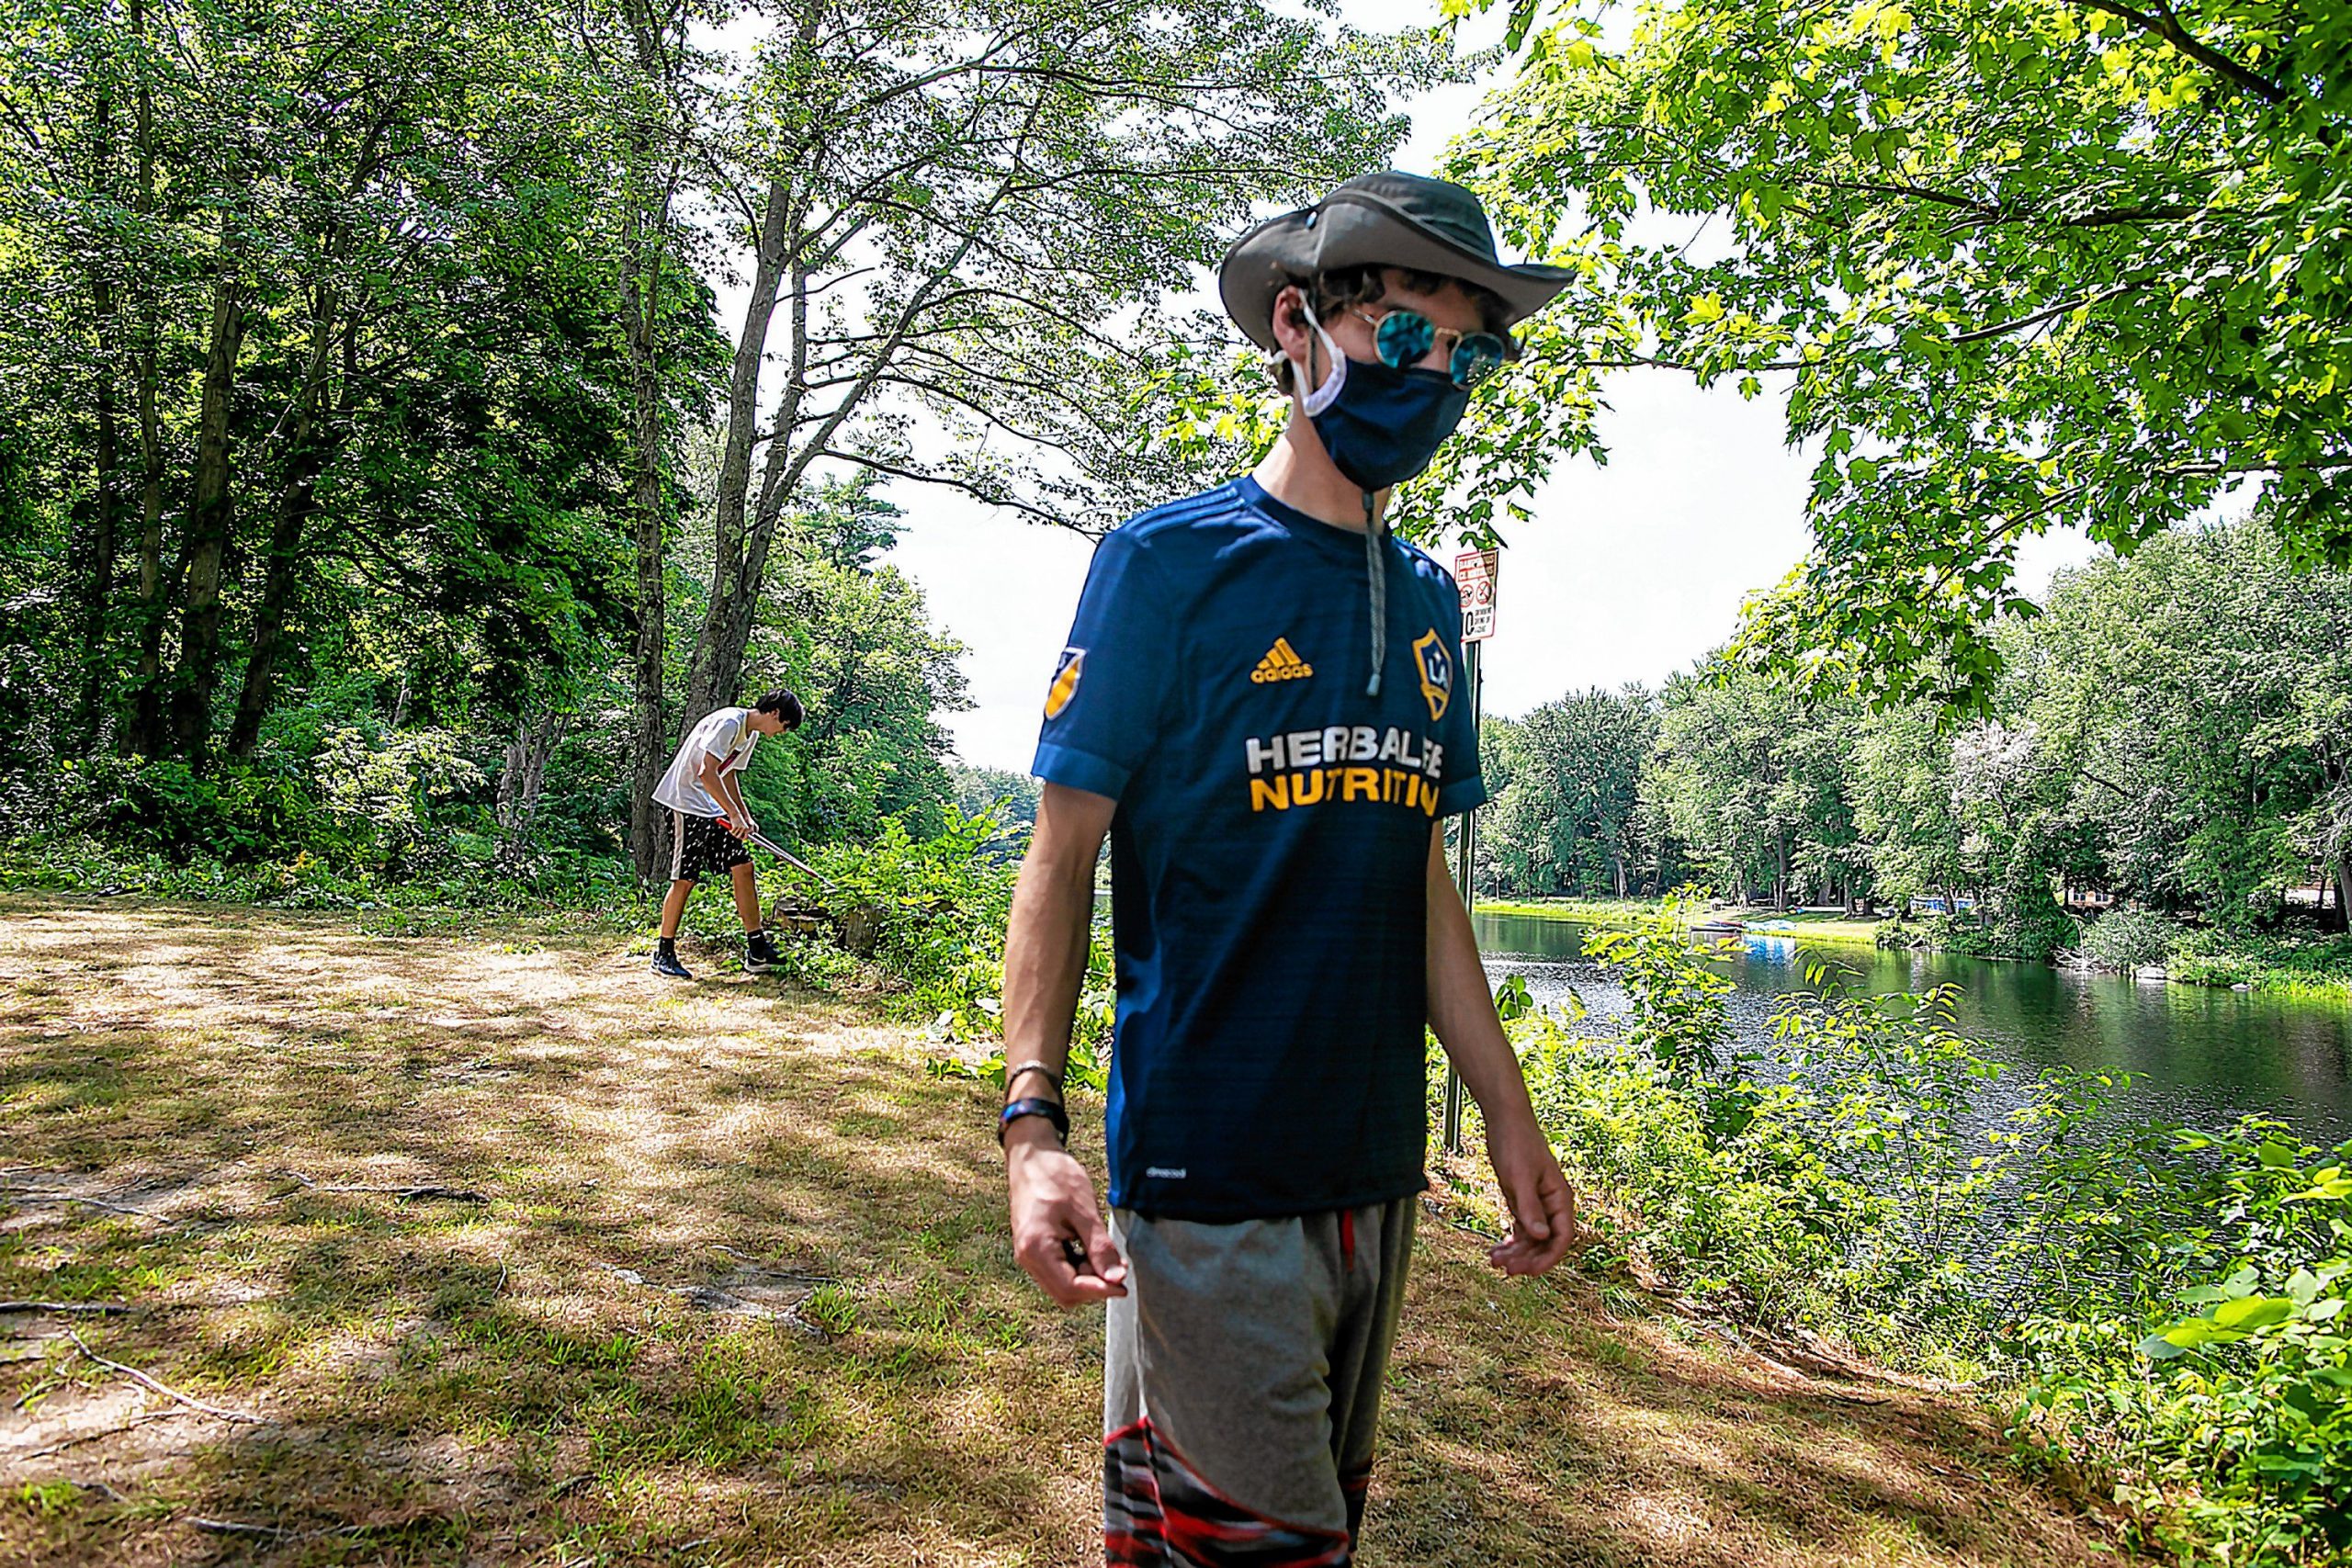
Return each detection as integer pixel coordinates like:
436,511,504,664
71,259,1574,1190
1005,1120,1127,1307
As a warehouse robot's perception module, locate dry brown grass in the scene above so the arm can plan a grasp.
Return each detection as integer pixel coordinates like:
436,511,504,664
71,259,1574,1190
0,893,2136,1566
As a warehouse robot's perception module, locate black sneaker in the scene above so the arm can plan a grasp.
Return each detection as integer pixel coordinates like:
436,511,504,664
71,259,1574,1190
650,948,692,980
744,931,782,973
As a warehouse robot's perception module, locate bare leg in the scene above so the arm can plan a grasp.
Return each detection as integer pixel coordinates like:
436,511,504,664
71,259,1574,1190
730,861,763,931
660,878,695,939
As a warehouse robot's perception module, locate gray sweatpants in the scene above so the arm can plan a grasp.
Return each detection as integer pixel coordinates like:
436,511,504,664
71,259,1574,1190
1102,1197,1416,1566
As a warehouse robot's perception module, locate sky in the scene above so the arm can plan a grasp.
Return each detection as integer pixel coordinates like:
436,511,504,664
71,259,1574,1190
709,6,2098,773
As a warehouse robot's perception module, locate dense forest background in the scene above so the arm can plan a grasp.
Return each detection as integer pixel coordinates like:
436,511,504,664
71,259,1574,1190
1481,519,2352,956
0,0,1426,891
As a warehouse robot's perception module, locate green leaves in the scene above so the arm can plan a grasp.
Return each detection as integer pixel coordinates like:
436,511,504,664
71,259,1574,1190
1449,0,2352,710
1493,971,1535,1021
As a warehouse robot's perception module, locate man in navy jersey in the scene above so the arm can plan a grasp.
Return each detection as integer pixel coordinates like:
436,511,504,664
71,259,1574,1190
999,172,1579,1566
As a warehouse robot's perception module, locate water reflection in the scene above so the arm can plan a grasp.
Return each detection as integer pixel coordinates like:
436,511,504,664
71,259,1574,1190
1475,911,2352,1143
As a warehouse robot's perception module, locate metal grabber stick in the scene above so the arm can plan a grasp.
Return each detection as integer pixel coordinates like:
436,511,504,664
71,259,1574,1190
716,815,839,892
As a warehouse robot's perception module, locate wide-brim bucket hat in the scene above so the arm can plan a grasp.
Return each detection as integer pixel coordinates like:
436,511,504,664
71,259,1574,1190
1218,170,1577,354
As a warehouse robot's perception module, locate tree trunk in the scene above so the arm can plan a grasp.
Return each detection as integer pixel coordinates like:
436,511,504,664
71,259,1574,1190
76,304,122,750
621,185,674,884
616,0,685,884
222,484,309,762
226,289,340,761
496,702,568,869
125,0,169,758
74,77,121,750
163,255,246,762
2334,853,2351,935
683,179,797,728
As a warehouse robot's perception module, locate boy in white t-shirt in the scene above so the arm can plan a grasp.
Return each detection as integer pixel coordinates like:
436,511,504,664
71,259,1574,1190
650,689,804,979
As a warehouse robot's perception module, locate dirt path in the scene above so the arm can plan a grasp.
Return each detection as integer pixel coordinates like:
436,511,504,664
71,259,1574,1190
0,894,2131,1566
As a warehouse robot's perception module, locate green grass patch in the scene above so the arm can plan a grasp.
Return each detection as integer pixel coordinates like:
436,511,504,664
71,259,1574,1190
0,893,2142,1568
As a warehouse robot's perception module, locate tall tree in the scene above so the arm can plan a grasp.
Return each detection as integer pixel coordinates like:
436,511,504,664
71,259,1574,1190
1485,685,1657,897
2012,520,2352,920
675,0,1437,732
1450,0,2352,706
741,493,973,845
608,0,701,882
1650,663,1857,908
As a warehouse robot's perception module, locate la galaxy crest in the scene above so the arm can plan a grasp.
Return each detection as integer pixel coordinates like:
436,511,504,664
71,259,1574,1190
1412,629,1452,722
1044,647,1084,718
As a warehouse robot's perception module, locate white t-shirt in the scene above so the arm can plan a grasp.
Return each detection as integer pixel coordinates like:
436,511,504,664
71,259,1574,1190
653,707,760,818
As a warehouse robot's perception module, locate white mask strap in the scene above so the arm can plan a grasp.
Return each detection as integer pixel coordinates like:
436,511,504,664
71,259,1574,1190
1297,299,1347,417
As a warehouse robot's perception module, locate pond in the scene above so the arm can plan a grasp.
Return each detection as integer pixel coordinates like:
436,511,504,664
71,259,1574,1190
1474,910,2352,1146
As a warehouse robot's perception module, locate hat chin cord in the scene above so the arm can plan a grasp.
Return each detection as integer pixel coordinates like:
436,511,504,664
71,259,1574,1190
1297,302,1388,700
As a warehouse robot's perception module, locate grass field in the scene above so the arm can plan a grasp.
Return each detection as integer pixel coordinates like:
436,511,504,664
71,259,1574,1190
0,893,2137,1566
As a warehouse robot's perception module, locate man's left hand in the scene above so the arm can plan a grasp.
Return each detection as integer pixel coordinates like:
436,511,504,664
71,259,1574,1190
1484,1118,1576,1276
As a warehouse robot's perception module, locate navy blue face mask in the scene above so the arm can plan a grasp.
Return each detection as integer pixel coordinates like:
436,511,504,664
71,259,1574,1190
1299,303,1471,492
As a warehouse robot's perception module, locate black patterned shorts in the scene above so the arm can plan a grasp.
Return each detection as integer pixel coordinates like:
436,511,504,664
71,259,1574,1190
669,811,751,884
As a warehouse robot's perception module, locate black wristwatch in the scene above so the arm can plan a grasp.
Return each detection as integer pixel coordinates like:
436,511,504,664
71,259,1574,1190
999,1097,1070,1148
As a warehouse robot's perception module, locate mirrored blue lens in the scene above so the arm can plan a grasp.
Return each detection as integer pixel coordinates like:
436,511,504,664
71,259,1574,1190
1452,334,1508,389
1374,310,1437,369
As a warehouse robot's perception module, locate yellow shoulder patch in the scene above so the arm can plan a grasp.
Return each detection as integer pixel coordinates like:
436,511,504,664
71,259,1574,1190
1412,629,1452,721
1045,648,1085,718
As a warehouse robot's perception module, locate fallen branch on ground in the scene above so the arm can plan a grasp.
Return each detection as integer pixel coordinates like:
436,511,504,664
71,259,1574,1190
65,1329,266,1425
276,1171,489,1203
190,1517,300,1539
0,1301,133,1314
0,1189,154,1217
189,1513,414,1541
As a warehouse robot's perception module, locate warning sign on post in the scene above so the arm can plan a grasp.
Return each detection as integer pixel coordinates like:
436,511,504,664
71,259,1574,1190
1454,548,1498,642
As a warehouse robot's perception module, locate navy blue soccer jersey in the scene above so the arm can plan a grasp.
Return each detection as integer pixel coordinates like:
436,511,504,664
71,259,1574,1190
1033,476,1485,1222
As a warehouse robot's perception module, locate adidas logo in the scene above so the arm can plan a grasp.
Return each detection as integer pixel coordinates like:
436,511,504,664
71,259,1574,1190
1250,638,1314,683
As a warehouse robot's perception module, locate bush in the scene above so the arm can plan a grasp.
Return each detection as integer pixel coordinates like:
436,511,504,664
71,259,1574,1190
1872,905,2081,963
50,756,333,863
1509,902,2352,1562
0,828,639,919
793,806,1114,1080
2014,1125,2352,1563
2167,928,2352,998
1515,908,2011,1343
2077,906,2188,973
1872,911,2003,956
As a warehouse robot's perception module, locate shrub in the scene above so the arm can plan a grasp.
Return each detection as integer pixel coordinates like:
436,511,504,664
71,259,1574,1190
2077,906,2188,974
1871,897,2080,962
1510,901,2352,1562
2014,1125,2352,1563
51,756,333,863
796,806,1114,1080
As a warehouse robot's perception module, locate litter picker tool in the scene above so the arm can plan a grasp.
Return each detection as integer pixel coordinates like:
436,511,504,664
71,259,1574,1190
716,815,837,891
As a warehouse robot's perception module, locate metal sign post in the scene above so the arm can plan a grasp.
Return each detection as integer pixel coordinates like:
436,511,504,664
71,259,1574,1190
1442,548,1498,1156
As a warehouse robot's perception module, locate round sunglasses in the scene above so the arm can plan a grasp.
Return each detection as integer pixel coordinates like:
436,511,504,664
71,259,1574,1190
1353,307,1510,389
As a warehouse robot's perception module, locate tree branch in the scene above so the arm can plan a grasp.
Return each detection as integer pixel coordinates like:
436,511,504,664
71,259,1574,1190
2063,0,2287,104
1950,281,2146,344
825,450,1082,531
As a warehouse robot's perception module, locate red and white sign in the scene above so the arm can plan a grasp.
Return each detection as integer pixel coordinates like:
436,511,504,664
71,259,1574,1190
1454,547,1498,643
